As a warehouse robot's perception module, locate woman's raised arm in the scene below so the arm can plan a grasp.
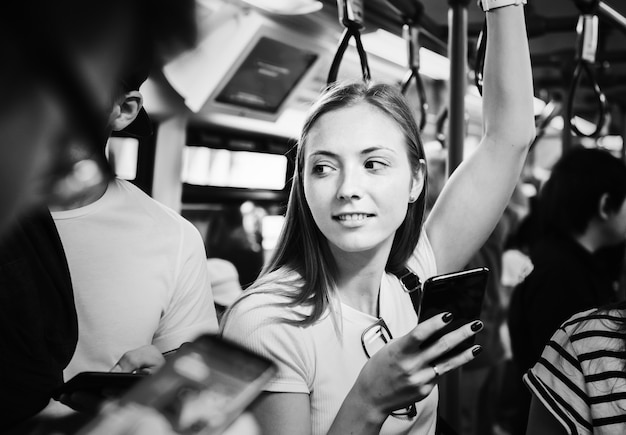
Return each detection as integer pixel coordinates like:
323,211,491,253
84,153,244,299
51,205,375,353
425,4,535,274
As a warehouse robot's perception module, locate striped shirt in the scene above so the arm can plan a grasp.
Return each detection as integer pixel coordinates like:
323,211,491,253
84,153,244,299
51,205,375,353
524,308,626,435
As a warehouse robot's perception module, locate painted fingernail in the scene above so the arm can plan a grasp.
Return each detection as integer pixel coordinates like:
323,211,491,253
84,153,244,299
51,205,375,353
472,346,483,356
471,321,483,332
442,312,454,323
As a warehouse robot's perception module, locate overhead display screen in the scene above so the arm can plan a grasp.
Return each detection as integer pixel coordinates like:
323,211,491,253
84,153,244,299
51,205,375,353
215,37,318,114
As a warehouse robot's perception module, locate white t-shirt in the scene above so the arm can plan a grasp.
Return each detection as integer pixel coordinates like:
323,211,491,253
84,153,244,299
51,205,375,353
46,179,217,414
222,234,438,435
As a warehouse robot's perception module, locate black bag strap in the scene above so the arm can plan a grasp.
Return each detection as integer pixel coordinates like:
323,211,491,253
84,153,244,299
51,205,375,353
395,266,423,320
394,266,459,435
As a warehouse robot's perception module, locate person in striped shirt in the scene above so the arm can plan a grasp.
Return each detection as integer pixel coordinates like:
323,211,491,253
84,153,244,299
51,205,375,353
524,303,626,434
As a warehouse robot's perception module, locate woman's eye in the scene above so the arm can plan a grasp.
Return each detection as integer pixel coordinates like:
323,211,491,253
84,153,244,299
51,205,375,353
365,160,388,170
312,164,333,175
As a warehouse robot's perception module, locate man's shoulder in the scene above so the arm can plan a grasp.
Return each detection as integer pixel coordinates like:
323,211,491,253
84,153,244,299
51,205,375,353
113,179,195,230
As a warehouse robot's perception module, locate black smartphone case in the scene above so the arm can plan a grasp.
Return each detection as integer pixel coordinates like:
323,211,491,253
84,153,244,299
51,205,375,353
418,267,489,362
52,372,147,400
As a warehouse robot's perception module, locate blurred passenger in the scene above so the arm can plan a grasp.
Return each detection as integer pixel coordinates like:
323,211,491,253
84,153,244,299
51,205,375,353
525,303,626,434
0,1,198,431
0,1,260,434
207,258,244,323
206,205,265,289
507,146,626,435
221,5,534,434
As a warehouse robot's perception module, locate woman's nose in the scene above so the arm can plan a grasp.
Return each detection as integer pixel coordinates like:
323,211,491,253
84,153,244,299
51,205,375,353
336,169,363,201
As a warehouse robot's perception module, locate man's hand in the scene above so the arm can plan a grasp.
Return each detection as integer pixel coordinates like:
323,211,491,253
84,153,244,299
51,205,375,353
110,345,165,374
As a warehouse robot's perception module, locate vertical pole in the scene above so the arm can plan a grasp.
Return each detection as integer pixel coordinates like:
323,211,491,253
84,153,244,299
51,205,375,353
152,115,188,213
441,1,470,433
447,1,470,176
561,91,573,154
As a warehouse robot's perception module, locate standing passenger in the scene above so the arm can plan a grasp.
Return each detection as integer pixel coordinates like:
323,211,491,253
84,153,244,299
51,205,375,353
507,146,626,434
221,4,535,434
39,66,218,418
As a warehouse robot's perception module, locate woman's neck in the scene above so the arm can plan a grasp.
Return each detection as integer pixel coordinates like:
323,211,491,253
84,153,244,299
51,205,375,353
332,247,390,317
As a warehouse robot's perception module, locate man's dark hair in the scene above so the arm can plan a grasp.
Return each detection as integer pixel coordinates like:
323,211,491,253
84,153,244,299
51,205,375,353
537,146,626,238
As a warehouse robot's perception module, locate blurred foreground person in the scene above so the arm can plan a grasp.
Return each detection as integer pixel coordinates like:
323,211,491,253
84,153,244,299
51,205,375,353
0,0,198,431
0,0,196,234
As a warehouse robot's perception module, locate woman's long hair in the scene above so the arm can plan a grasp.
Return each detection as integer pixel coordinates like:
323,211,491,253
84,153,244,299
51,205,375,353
223,81,427,328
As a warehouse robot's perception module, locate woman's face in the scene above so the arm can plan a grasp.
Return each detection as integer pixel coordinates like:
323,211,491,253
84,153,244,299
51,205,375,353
302,103,423,257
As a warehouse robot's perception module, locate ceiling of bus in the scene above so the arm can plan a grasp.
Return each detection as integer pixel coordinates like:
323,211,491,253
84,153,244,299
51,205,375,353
314,0,626,120
144,0,626,138
263,0,626,135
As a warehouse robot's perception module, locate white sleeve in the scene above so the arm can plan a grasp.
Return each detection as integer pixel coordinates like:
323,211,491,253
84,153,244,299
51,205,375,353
222,294,314,394
152,220,218,352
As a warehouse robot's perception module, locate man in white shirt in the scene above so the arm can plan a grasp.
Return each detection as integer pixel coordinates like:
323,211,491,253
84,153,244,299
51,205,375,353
43,65,218,417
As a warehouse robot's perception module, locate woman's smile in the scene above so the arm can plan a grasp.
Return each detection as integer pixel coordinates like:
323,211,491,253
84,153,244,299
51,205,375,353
333,212,376,227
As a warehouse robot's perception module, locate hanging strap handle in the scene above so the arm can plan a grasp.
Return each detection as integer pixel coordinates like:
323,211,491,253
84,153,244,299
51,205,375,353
399,19,429,132
327,0,371,85
567,1,608,138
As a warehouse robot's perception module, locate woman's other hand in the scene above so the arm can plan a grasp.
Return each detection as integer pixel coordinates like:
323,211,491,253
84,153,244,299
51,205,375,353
352,312,483,416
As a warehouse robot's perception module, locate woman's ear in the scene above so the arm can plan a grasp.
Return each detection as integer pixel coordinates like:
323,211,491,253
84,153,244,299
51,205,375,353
598,193,613,220
409,159,426,203
109,91,143,132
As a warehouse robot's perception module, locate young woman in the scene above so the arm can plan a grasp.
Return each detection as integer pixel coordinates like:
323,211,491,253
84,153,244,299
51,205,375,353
222,5,535,435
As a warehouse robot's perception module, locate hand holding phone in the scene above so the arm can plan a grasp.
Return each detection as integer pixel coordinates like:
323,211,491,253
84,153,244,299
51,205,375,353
418,267,489,362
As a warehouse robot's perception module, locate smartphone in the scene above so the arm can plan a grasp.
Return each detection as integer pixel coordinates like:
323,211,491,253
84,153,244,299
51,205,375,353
418,267,489,361
79,334,276,435
52,372,147,400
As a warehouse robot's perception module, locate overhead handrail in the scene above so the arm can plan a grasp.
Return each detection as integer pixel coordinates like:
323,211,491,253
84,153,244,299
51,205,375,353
596,1,626,36
386,0,429,132
567,0,608,138
327,0,371,85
